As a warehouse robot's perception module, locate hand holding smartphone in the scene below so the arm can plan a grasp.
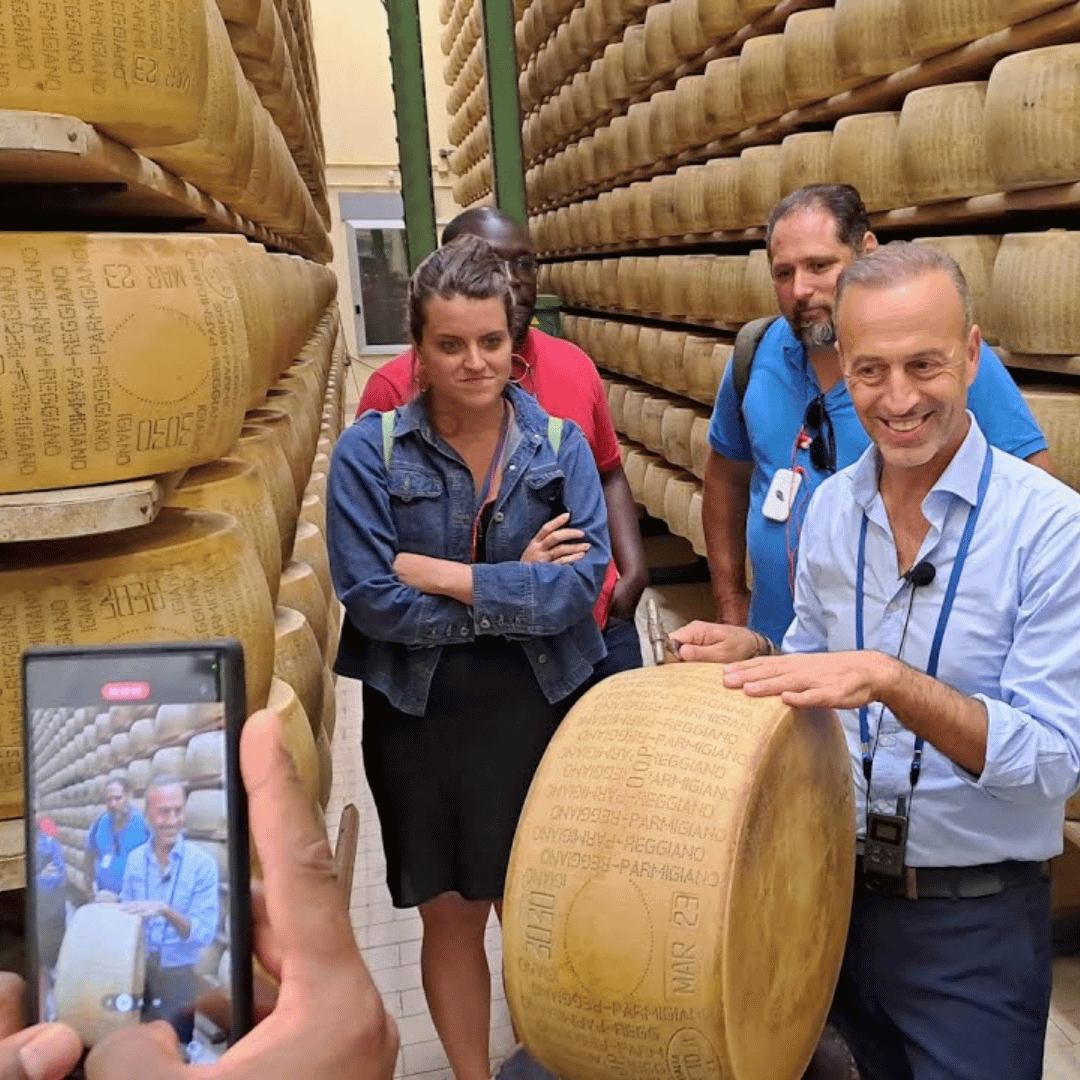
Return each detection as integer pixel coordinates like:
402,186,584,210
22,642,253,1066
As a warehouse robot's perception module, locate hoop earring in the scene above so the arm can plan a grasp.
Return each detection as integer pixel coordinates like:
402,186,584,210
510,352,531,386
412,360,429,392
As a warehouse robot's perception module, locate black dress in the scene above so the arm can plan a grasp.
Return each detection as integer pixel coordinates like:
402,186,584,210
361,507,570,908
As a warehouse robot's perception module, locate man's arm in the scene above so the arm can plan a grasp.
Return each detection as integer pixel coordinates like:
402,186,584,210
703,451,753,624
1026,449,1054,476
82,844,96,896
601,466,648,620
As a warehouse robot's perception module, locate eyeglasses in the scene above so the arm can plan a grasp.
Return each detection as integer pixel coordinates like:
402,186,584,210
804,395,837,473
507,253,538,276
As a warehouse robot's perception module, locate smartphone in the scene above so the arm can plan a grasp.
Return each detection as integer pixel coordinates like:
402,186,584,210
22,641,253,1065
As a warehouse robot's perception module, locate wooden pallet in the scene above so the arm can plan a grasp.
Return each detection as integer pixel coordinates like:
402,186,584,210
0,472,185,545
0,111,315,257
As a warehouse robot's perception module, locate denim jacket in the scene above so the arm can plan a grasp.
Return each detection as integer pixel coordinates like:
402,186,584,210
327,382,611,716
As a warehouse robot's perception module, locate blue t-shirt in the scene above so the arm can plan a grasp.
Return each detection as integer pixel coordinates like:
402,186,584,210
86,808,149,894
707,318,1048,646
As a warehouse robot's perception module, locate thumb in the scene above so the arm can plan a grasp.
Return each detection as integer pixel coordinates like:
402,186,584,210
0,1023,83,1080
85,1021,186,1080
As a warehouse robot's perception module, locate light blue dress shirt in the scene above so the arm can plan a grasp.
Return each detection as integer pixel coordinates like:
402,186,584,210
120,836,219,968
784,415,1080,866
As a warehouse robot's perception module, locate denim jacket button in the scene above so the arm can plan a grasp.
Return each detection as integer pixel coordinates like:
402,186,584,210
459,627,469,636
537,653,548,664
480,617,491,629
493,511,504,522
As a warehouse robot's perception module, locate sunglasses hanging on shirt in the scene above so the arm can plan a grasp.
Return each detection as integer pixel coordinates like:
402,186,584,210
803,396,837,474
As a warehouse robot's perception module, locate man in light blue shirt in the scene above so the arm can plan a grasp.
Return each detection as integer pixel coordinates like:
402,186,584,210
674,242,1080,1080
702,184,1050,649
120,776,218,1046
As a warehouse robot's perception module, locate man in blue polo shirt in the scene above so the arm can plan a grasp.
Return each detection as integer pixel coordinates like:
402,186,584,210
702,184,1051,650
83,777,149,900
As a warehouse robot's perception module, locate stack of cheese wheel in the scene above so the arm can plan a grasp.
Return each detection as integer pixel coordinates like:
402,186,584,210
504,664,855,1080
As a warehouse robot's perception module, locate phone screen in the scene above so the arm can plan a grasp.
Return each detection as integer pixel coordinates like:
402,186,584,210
22,644,251,1063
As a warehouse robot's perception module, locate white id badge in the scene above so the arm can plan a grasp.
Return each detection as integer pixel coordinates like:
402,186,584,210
762,468,802,522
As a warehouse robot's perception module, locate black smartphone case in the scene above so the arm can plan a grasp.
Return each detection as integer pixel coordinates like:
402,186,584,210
21,640,254,1054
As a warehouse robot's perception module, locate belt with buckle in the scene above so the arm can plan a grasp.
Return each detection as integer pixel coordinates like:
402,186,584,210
854,855,1049,900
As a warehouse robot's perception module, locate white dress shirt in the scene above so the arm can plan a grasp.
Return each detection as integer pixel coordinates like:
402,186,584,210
784,415,1080,866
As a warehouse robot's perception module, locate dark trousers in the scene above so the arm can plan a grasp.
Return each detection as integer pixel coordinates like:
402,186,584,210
143,956,199,1045
590,616,643,683
830,880,1052,1080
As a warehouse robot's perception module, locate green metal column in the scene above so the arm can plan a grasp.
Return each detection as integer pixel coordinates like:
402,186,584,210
480,0,528,226
383,0,438,271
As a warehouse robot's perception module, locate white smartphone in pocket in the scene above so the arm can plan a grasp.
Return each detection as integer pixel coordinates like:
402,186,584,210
762,468,803,523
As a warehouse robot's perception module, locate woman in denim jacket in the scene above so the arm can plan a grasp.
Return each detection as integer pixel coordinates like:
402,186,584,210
327,235,610,1080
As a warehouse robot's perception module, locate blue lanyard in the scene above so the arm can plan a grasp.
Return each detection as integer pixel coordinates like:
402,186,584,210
855,447,993,791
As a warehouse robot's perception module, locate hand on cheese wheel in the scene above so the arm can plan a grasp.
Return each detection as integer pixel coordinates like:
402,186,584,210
0,972,82,1080
669,618,763,663
83,710,399,1080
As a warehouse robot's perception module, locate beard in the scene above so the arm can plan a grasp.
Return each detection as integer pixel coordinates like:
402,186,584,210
791,307,837,349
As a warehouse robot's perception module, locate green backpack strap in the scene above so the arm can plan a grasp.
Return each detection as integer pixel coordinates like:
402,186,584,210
732,316,778,406
547,416,564,454
380,410,395,470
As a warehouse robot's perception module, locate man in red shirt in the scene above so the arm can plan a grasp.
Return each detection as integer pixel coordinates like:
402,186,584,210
357,207,648,678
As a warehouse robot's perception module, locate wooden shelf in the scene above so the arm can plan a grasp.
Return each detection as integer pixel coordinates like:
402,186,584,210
0,111,315,257
528,0,1080,207
0,471,185,545
1065,820,1080,849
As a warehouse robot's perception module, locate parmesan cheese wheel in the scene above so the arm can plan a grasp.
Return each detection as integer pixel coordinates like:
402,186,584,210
686,338,731,404
984,45,1080,192
738,146,781,227
624,449,662,504
912,235,1001,342
688,486,706,554
108,734,131,768
902,0,1008,60
829,112,908,213
0,234,250,494
899,83,996,205
504,665,854,1080
622,389,649,443
742,250,776,322
247,406,306,502
127,759,152,796
661,405,702,469
641,396,671,454
644,2,679,80
706,258,750,325
702,158,744,233
650,90,681,161
670,0,706,59
738,0,774,16
992,231,1080,354
608,382,631,430
141,6,255,205
664,474,700,539
292,522,333,606
274,606,324,730
833,0,913,80
129,721,155,761
658,256,693,320
185,731,226,784
996,0,1072,16
54,904,147,1047
779,133,835,197
690,414,713,479
316,728,332,810
673,165,710,235
151,746,188,780
154,702,223,745
278,560,329,652
627,102,655,172
186,788,228,840
167,457,283,599
644,460,681,519
1021,387,1080,492
630,184,656,243
0,1,209,149
234,425,300,559
783,8,855,111
702,57,745,139
266,677,319,805
738,35,786,128
0,509,274,818
321,667,337,740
